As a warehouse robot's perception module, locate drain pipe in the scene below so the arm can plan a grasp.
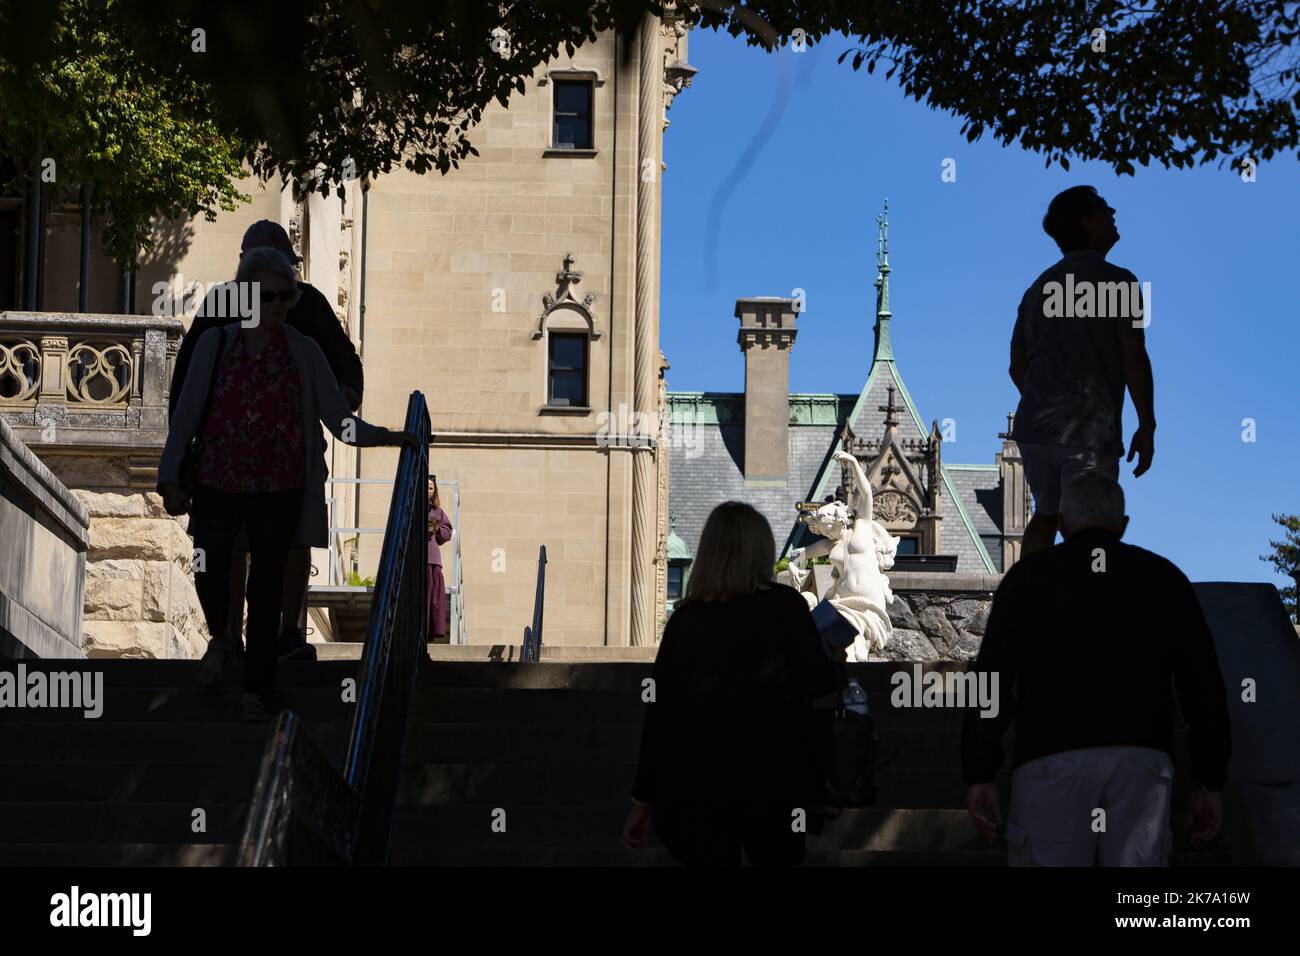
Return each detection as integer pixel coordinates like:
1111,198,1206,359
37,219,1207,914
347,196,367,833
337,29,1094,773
354,183,369,543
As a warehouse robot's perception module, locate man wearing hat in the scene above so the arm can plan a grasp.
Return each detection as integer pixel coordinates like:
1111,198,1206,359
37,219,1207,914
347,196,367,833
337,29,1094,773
169,220,365,675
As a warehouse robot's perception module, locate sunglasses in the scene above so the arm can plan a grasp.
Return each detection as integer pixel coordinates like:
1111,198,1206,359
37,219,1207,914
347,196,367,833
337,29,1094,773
259,289,295,303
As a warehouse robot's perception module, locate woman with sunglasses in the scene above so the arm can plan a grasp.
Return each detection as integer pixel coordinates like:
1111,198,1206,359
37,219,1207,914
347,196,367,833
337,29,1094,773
158,247,420,721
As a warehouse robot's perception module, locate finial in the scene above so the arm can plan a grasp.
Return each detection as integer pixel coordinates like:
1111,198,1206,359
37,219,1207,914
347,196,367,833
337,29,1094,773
875,198,890,271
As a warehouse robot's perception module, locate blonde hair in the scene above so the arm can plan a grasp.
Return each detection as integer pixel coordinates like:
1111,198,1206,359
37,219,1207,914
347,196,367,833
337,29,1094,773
682,502,775,603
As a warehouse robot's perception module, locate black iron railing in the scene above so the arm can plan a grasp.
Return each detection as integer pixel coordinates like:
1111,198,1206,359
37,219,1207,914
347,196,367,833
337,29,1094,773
238,391,430,866
521,545,547,663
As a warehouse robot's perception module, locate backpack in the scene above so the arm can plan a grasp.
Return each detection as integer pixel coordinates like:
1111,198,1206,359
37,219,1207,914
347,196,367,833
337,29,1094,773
809,600,889,807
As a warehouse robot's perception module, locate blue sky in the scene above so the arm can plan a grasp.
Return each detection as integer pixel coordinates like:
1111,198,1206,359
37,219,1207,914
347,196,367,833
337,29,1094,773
660,29,1298,587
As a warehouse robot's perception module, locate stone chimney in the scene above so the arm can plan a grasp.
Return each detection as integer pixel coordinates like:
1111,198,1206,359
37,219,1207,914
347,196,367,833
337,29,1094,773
736,297,798,484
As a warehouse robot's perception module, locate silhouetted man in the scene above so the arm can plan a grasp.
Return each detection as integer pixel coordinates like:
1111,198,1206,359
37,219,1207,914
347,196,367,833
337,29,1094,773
962,473,1230,866
170,220,364,677
1010,186,1155,555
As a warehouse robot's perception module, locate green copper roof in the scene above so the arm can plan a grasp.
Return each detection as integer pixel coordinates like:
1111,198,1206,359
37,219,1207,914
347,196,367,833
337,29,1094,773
667,512,692,560
666,392,856,427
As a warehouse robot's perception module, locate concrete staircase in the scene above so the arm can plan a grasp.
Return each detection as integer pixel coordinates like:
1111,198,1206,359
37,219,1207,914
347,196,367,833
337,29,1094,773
390,660,1229,866
0,659,359,866
0,657,1235,866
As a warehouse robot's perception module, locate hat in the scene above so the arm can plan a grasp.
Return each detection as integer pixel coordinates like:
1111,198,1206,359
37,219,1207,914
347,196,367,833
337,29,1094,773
241,220,301,264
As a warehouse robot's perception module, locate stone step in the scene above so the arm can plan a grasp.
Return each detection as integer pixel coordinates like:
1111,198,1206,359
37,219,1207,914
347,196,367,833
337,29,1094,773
390,845,1229,867
0,659,359,688
0,802,249,844
0,721,344,763
395,763,1001,809
389,805,989,851
399,722,967,768
0,843,233,866
406,660,974,692
0,761,261,803
401,686,964,726
0,686,356,723
390,846,1007,867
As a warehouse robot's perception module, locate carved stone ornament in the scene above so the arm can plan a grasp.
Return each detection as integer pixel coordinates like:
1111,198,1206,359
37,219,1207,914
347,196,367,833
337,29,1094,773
534,253,600,340
874,490,918,526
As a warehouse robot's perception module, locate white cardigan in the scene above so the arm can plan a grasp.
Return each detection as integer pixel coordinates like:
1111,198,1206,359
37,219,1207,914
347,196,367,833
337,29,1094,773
158,324,387,548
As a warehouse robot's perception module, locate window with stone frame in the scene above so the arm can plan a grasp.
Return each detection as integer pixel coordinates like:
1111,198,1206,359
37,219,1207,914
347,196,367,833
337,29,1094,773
552,78,594,150
547,332,588,407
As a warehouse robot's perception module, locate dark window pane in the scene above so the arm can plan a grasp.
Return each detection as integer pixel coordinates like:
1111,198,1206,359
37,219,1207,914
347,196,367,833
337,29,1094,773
548,333,587,406
549,370,585,406
667,566,683,600
553,80,592,149
896,537,920,556
554,80,590,115
549,334,585,369
554,117,591,149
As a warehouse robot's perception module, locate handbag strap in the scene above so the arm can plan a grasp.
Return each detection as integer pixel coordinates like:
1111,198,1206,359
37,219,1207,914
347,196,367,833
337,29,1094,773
191,326,229,441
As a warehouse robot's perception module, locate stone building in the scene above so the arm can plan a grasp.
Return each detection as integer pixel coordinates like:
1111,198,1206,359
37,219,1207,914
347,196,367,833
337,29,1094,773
1,13,696,653
667,204,1032,604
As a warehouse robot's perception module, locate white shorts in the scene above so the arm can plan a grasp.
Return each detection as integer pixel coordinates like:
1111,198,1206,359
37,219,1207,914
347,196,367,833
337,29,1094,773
1018,443,1119,515
1007,746,1174,867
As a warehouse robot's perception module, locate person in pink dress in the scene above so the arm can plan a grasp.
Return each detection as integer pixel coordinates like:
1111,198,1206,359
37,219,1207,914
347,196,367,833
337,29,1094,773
427,476,453,639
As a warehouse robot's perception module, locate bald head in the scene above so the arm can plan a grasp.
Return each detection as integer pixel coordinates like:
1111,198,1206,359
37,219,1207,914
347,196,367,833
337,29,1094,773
1060,472,1128,539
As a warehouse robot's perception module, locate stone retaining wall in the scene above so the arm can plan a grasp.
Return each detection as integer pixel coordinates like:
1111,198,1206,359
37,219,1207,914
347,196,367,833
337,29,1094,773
37,453,210,660
780,568,999,663
74,489,207,659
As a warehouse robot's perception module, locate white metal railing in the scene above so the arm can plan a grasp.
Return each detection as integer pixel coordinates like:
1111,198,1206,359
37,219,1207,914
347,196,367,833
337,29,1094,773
317,475,465,644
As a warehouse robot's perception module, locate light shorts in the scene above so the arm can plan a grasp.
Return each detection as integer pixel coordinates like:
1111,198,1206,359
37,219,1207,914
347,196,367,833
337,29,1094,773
1018,443,1119,515
1007,746,1174,867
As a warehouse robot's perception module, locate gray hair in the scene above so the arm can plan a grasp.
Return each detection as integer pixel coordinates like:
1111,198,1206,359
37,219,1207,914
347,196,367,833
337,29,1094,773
1061,472,1126,532
234,247,301,307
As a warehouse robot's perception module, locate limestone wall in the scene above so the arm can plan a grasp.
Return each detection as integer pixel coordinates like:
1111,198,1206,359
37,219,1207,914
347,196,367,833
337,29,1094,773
76,489,207,659
0,419,89,658
40,455,208,659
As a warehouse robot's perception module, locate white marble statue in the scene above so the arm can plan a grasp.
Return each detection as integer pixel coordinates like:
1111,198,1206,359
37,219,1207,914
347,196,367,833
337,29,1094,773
789,450,899,662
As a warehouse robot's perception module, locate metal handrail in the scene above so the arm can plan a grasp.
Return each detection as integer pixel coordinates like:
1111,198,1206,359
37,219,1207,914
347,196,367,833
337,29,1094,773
238,391,430,866
344,390,430,863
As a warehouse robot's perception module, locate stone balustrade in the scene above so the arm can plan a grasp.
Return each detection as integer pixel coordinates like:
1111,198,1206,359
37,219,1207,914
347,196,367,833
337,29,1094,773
0,312,206,659
0,312,180,455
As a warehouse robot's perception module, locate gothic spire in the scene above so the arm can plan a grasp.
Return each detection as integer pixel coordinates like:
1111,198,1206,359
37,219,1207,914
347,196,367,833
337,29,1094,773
873,198,894,362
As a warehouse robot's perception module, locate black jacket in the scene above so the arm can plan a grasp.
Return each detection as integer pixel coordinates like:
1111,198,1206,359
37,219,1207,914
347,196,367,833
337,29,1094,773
632,584,837,809
961,529,1231,789
168,280,363,419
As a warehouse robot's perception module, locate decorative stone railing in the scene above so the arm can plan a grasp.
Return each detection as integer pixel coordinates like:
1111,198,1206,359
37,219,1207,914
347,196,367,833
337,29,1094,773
0,312,206,659
0,312,181,455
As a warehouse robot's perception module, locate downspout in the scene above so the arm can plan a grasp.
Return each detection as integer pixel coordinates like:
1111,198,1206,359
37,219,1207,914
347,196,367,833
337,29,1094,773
354,183,369,543
78,182,93,312
603,30,619,646
24,145,42,311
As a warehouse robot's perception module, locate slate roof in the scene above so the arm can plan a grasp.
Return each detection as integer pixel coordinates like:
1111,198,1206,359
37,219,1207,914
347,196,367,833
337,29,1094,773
667,409,844,562
668,205,1002,573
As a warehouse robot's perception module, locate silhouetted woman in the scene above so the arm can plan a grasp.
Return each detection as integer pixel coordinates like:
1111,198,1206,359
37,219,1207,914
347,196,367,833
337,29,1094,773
622,501,836,865
427,476,453,639
158,248,417,721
